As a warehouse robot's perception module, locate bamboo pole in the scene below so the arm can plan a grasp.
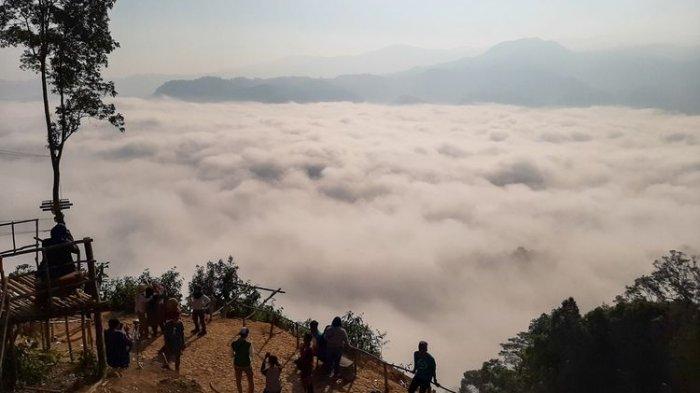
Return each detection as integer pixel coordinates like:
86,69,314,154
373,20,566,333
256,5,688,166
80,313,87,353
64,316,74,362
84,239,105,375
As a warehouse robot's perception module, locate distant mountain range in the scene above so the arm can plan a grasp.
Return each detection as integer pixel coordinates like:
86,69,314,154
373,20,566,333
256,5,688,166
3,39,699,113
155,38,700,113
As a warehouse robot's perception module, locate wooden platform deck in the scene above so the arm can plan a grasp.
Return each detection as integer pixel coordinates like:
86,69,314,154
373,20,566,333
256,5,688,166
2,272,105,323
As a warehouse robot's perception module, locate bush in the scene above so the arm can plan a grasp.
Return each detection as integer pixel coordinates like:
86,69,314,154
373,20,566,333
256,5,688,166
187,256,260,314
14,345,59,385
101,267,184,313
77,350,99,382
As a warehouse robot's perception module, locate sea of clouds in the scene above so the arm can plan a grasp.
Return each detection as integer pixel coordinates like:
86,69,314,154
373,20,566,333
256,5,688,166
1,99,699,387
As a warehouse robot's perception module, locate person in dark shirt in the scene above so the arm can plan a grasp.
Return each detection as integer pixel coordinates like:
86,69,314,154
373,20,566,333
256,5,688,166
104,318,133,369
162,307,185,372
37,222,78,280
309,320,326,365
231,327,255,393
323,316,349,378
409,341,437,393
298,333,315,393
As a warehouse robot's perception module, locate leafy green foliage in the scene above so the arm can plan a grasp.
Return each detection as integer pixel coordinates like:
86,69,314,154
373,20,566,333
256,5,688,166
77,349,99,382
101,267,183,312
460,251,700,393
621,250,699,305
187,256,260,314
12,345,59,385
0,0,124,208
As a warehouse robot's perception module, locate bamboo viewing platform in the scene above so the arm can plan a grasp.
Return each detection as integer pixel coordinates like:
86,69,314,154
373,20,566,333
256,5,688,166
0,219,108,382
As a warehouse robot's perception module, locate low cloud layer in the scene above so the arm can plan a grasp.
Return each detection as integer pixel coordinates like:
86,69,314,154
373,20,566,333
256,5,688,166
1,99,699,387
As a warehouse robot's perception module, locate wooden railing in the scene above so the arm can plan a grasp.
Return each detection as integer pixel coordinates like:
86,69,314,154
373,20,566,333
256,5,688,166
218,299,457,393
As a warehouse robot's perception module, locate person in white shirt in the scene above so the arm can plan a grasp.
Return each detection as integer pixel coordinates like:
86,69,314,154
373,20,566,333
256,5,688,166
188,288,211,337
134,285,150,338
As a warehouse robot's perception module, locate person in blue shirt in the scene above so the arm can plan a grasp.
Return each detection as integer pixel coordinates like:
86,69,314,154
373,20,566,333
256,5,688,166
409,341,437,393
104,318,133,369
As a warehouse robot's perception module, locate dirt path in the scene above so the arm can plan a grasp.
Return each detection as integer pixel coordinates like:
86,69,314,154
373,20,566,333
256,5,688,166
85,317,408,393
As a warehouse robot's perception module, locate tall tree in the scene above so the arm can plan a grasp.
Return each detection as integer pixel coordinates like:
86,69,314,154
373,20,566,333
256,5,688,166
0,0,124,216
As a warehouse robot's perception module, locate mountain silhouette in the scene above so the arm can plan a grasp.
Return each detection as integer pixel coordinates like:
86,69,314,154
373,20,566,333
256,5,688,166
154,38,700,113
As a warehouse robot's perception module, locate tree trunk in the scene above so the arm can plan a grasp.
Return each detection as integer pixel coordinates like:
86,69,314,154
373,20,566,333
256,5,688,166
51,155,61,212
40,58,62,215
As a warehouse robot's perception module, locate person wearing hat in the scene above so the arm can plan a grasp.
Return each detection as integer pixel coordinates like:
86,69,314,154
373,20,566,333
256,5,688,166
231,327,255,393
409,341,437,393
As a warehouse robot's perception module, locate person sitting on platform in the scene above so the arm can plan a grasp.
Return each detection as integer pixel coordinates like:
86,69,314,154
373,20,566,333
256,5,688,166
105,318,133,370
37,221,78,281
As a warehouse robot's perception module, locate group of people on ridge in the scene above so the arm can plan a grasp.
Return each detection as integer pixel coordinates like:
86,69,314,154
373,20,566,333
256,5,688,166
104,288,438,392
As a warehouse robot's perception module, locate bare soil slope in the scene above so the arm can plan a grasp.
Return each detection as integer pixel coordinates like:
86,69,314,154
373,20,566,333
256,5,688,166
83,317,408,393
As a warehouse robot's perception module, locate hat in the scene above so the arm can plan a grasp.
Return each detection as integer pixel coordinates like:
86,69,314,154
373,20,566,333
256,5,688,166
239,327,249,337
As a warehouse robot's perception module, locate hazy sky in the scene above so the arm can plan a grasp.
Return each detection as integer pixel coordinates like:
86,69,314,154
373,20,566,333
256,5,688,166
1,0,699,79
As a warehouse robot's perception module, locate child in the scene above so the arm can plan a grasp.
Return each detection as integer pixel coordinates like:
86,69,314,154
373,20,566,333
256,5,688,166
231,327,255,393
298,333,315,393
162,301,185,372
260,352,282,393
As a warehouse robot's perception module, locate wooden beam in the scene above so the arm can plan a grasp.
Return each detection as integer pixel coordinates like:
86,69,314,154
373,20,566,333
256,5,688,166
84,239,106,375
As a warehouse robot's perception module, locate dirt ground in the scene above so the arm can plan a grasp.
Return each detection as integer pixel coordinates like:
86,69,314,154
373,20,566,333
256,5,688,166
76,316,410,393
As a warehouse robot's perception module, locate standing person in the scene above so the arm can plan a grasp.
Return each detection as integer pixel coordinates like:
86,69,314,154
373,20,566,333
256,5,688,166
260,352,282,393
323,317,349,378
309,320,326,365
104,318,133,370
188,288,211,337
297,333,315,393
162,302,185,372
134,285,149,338
408,341,437,393
231,327,255,393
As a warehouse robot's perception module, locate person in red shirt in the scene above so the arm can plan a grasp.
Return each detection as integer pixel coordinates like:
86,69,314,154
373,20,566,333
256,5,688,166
298,333,315,393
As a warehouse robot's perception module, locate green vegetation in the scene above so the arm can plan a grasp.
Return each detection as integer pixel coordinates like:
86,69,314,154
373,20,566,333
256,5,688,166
102,256,389,357
460,251,700,393
101,267,183,312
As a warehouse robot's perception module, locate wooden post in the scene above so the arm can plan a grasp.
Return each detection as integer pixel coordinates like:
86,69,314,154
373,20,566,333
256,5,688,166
383,362,389,393
44,321,51,350
80,313,88,353
49,320,54,347
84,238,105,375
295,323,300,349
0,256,10,382
64,316,74,362
269,315,275,338
87,318,94,349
